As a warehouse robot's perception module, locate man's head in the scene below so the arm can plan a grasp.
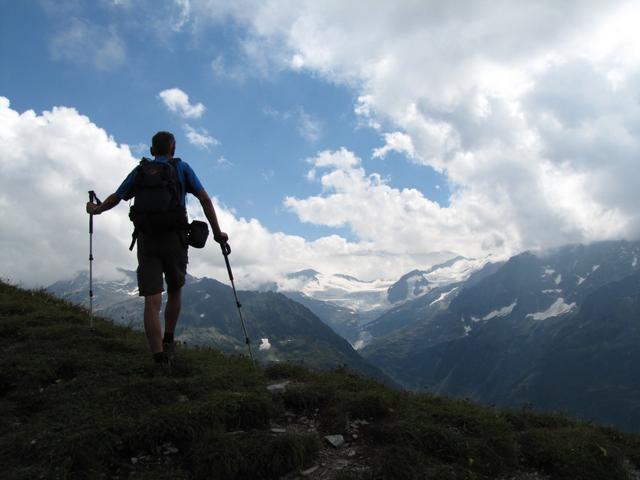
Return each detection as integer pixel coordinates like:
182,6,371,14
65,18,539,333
150,131,176,157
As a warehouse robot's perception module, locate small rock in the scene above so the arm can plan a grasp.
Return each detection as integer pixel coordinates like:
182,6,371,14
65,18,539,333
347,449,357,457
335,459,349,469
177,394,189,403
130,457,138,464
301,465,319,476
55,379,62,384
271,428,287,434
266,381,290,394
352,433,358,439
228,430,245,435
324,434,344,449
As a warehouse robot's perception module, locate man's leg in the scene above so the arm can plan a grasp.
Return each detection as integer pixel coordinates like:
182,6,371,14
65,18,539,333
143,293,163,354
164,287,182,338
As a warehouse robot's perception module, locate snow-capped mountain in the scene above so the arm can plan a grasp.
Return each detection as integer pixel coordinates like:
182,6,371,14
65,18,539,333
386,256,497,304
362,240,640,433
277,269,394,312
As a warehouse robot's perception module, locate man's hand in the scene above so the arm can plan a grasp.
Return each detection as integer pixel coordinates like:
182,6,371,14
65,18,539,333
86,202,100,215
214,231,229,244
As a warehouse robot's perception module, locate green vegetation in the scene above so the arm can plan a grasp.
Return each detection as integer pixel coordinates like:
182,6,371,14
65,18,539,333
1,281,639,479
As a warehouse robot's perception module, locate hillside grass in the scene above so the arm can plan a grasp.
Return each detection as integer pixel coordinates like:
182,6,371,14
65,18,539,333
1,280,639,479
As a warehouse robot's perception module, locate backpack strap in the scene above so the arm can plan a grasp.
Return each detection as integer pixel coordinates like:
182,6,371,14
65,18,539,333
128,229,138,251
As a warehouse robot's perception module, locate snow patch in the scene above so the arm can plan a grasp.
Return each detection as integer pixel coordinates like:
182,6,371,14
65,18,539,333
555,274,562,285
429,287,459,307
199,313,205,318
592,265,600,272
127,287,139,296
464,325,472,336
203,293,210,300
481,301,517,321
543,267,555,277
576,275,585,286
424,256,493,287
527,298,576,321
542,289,562,294
633,257,638,268
259,338,271,351
405,274,431,300
471,301,517,322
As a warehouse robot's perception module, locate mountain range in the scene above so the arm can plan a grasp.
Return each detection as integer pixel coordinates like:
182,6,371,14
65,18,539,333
361,240,640,432
47,270,392,385
48,239,640,432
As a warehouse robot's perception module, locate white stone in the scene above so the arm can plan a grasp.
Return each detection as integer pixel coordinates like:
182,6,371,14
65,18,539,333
324,434,345,448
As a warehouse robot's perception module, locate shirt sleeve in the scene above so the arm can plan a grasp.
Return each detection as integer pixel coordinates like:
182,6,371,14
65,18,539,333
115,168,138,201
182,162,205,195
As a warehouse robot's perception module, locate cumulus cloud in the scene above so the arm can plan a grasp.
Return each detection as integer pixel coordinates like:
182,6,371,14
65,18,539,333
158,88,205,119
0,97,136,286
50,19,126,70
190,0,640,253
1,98,449,289
372,132,415,160
184,124,219,149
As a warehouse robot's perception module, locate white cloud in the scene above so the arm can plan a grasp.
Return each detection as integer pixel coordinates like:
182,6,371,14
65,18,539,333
158,88,205,119
50,19,126,70
184,124,219,149
297,108,322,143
0,97,137,286
173,0,191,32
372,132,415,160
190,0,640,253
1,98,449,289
215,156,233,168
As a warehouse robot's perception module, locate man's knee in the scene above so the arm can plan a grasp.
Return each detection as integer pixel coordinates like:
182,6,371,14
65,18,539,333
144,293,162,312
167,286,182,298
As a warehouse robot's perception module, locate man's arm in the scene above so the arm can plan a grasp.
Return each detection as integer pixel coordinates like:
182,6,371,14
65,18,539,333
196,189,228,243
86,193,121,215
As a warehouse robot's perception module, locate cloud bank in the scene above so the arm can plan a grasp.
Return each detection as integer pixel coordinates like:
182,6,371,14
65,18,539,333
0,99,443,287
190,0,640,254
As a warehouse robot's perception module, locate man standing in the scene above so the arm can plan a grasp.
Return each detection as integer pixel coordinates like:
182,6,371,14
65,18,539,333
86,131,228,370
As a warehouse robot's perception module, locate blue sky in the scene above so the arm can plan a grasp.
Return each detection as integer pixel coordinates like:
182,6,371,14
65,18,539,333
2,1,639,287
1,0,449,244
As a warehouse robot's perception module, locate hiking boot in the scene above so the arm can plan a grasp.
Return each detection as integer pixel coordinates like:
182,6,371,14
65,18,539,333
152,352,172,377
163,340,176,361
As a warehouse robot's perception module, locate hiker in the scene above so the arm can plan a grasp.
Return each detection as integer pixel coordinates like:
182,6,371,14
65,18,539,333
86,131,228,368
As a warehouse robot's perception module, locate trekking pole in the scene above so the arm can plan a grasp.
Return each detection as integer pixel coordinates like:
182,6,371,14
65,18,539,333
220,241,255,367
88,191,102,330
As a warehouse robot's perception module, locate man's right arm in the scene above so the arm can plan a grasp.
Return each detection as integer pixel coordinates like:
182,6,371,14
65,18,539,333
86,193,121,215
86,165,138,215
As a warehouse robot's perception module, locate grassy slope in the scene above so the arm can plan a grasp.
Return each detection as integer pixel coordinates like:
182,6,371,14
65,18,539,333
1,281,639,480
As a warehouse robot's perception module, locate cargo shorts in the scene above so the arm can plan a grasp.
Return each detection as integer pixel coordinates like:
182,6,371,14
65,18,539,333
136,231,188,296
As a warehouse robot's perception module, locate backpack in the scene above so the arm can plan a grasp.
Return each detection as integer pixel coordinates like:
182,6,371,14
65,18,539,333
127,157,188,249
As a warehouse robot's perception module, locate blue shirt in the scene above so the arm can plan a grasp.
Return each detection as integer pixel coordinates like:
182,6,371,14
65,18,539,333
116,156,204,207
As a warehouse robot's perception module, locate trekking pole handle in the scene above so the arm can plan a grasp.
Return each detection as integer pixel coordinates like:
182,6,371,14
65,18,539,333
220,242,234,281
89,190,102,206
88,191,102,234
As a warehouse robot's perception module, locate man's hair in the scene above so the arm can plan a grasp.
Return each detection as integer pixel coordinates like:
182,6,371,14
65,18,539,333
151,131,176,156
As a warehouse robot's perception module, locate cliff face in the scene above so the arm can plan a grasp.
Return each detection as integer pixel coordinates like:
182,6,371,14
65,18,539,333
1,281,639,480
